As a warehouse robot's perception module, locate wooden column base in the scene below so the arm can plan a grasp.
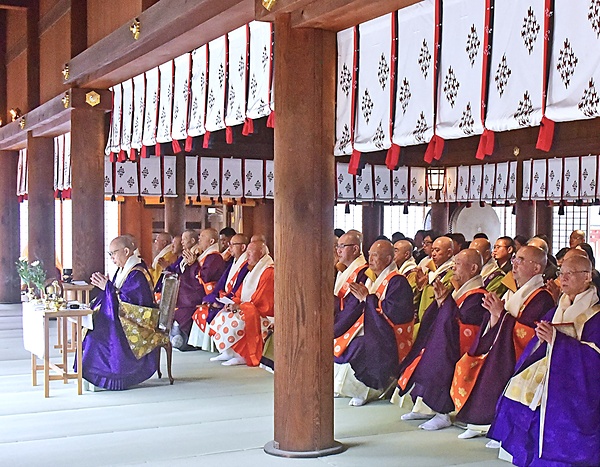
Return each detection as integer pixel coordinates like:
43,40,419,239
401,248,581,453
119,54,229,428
264,440,345,459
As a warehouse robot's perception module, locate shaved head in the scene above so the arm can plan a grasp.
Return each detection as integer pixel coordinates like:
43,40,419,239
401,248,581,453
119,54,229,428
470,238,492,264
393,240,413,268
368,240,395,275
564,247,588,261
527,237,549,255
431,236,454,267
453,248,483,286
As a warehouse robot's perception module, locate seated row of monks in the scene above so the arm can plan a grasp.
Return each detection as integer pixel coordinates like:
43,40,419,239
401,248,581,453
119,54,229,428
333,229,599,466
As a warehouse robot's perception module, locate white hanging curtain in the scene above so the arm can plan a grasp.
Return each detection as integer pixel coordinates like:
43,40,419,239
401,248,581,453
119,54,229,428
409,167,427,203
265,160,274,199
199,157,221,197
54,134,64,191
246,21,273,121
546,158,563,201
63,132,72,191
225,25,249,132
172,54,191,144
485,0,545,132
355,164,374,201
221,158,244,197
436,0,486,140
468,165,483,202
163,156,176,196
494,162,509,203
130,73,146,156
205,36,227,134
522,160,532,201
392,166,409,202
17,148,27,199
185,156,198,197
156,61,174,146
562,157,580,200
580,155,597,200
481,164,496,202
142,67,160,152
334,26,356,156
105,84,123,157
392,1,435,147
373,165,392,202
530,159,547,200
114,161,139,196
444,166,457,202
456,166,470,201
354,14,394,153
120,79,134,156
546,2,600,122
506,161,518,202
140,157,161,196
188,45,208,138
104,156,113,196
244,159,264,199
336,162,355,201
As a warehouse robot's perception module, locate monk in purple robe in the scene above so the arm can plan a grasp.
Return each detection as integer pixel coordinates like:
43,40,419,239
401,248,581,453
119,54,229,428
82,235,158,390
488,255,600,467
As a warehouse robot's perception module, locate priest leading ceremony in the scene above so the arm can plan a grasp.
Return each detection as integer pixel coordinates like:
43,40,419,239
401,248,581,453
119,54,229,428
1,0,599,466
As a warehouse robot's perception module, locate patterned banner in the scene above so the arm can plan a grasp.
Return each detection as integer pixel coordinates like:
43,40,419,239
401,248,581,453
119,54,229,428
120,79,134,153
105,84,122,156
336,162,355,200
199,157,221,197
374,164,392,202
392,166,409,202
354,14,393,152
54,134,64,190
355,164,375,201
131,73,146,152
562,157,580,200
456,165,470,201
522,160,532,201
246,21,273,120
481,164,496,202
142,67,160,149
225,25,249,129
244,159,264,198
485,0,545,132
63,132,71,190
114,161,139,196
392,1,435,147
581,155,598,199
444,166,458,202
185,156,198,197
188,45,208,137
206,36,227,133
494,162,509,202
103,156,112,196
546,2,600,122
221,158,244,197
334,27,356,156
468,165,483,201
265,160,274,199
507,161,518,202
530,159,547,200
546,158,563,201
156,61,174,144
172,54,191,142
436,0,486,140
409,166,427,203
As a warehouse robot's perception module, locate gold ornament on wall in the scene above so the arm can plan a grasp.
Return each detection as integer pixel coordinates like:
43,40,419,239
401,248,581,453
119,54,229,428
86,91,101,107
9,108,21,121
62,64,69,80
262,0,277,11
19,117,26,130
513,146,520,157
130,18,141,40
61,92,70,109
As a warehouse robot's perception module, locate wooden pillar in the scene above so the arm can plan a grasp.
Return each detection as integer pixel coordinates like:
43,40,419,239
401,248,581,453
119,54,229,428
164,153,186,235
27,133,55,279
242,201,274,253
0,11,7,123
27,0,40,110
265,15,342,457
0,151,22,303
535,202,553,250
121,197,153,264
362,203,383,251
431,202,450,235
70,108,105,281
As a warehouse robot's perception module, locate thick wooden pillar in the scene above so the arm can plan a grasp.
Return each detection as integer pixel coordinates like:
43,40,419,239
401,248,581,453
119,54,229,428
70,108,105,281
27,0,40,110
362,203,383,250
431,202,450,235
266,15,341,457
0,151,21,303
0,11,6,123
121,197,153,264
164,153,186,235
242,201,274,252
535,202,553,250
27,133,55,279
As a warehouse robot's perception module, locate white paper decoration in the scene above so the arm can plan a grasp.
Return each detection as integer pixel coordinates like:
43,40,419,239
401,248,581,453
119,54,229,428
246,21,273,120
188,45,208,137
265,160,274,199
172,54,191,142
205,36,227,133
225,26,249,129
142,67,160,148
409,166,426,203
185,156,198,197
244,159,264,198
392,166,409,202
373,165,391,202
120,79,134,153
355,164,374,201
221,158,244,197
334,27,356,156
199,157,221,197
131,73,146,152
336,162,355,201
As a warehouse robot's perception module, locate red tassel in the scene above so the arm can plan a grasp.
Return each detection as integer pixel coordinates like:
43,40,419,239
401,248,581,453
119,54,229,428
155,143,161,157
172,139,182,153
185,135,193,152
242,118,254,136
109,153,116,163
54,189,60,199
424,136,444,163
433,136,445,160
226,126,233,144
348,150,361,175
203,132,211,148
117,150,127,162
129,148,137,161
536,116,555,152
475,129,495,160
141,146,147,159
62,188,72,199
385,144,401,170
266,111,275,128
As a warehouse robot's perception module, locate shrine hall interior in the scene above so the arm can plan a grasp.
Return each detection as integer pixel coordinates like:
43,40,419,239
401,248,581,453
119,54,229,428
1,0,600,459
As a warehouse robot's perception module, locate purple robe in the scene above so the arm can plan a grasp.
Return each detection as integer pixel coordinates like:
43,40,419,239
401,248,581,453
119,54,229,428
335,274,414,390
405,291,487,414
81,266,158,390
456,290,554,425
489,308,600,467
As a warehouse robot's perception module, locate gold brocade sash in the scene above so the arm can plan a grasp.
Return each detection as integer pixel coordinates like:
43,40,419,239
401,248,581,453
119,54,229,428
118,301,169,359
504,357,549,409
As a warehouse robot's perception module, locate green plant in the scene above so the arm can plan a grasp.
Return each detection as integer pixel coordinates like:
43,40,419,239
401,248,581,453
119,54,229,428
16,258,47,296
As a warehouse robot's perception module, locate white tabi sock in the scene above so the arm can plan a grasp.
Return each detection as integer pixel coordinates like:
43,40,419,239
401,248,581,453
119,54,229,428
418,413,452,431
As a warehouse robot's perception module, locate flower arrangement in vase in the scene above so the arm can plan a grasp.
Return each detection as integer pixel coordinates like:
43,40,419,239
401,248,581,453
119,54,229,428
16,258,47,301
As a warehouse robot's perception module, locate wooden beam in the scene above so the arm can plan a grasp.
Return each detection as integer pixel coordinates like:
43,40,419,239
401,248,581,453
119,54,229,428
26,0,40,110
0,11,7,125
0,0,28,10
0,88,112,149
65,0,254,88
291,0,419,31
255,0,313,19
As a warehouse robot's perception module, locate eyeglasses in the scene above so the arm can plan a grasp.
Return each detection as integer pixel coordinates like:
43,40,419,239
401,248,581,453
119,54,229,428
493,245,508,250
336,243,358,249
422,240,433,245
230,242,245,246
557,269,591,279
511,256,537,266
108,248,123,258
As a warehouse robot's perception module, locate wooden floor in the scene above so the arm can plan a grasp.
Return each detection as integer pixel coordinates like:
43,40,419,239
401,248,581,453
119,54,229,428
0,304,506,466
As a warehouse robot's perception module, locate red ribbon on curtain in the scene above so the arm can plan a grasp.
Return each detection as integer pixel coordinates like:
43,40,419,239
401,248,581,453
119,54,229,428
424,0,444,163
385,14,400,170
476,0,495,160
536,0,555,152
